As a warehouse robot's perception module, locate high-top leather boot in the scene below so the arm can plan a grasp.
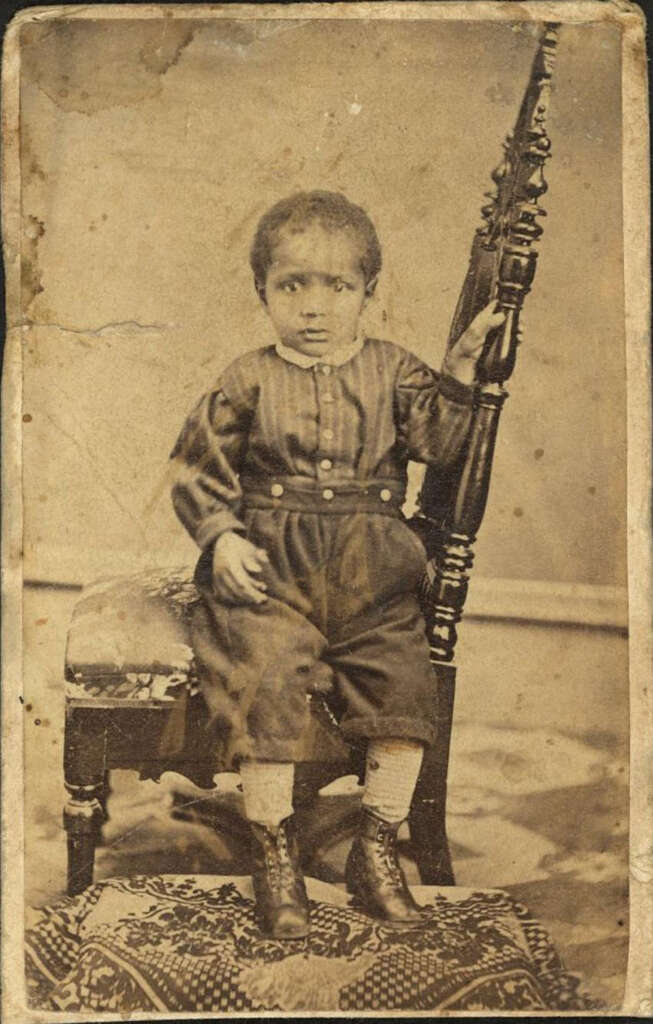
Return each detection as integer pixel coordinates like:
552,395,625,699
249,816,309,939
345,809,422,925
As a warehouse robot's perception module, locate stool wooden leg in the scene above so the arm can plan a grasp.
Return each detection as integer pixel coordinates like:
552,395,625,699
63,706,108,895
63,784,104,896
409,663,456,886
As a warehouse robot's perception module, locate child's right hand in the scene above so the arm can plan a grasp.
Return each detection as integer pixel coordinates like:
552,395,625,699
212,531,269,605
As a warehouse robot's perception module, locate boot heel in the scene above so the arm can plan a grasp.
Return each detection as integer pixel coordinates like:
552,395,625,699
344,810,422,925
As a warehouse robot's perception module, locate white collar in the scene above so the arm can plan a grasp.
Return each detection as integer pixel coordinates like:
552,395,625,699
274,333,365,369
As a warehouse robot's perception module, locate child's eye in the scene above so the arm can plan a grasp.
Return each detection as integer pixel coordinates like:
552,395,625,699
280,280,301,294
333,279,351,293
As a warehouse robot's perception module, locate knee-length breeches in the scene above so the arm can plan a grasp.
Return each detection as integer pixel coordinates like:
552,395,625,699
191,508,436,766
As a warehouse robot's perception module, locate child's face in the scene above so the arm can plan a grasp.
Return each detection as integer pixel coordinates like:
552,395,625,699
263,222,370,357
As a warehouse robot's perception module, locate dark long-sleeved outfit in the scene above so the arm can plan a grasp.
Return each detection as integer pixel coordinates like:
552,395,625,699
171,337,473,766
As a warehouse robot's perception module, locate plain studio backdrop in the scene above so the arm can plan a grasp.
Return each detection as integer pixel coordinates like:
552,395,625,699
19,16,625,588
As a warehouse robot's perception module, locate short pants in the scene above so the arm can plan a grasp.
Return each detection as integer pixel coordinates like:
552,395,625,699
191,495,436,767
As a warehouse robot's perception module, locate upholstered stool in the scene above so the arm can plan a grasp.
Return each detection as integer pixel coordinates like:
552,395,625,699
63,566,454,895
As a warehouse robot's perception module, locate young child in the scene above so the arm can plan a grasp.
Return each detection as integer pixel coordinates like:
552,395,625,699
170,191,503,939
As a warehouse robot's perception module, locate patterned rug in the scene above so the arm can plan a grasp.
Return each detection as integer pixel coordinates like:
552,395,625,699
25,875,599,1013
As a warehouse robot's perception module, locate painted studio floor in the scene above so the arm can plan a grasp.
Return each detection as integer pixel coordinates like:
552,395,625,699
26,720,628,1010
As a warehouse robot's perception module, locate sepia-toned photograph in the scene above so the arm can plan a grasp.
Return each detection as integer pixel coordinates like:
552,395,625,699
1,1,650,1018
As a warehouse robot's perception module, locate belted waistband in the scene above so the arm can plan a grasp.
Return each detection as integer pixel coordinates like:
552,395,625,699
240,474,406,515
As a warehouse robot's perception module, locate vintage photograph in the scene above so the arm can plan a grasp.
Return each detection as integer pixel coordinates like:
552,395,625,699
1,1,650,1017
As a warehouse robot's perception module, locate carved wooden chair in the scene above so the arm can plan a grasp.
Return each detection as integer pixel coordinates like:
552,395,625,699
62,24,557,897
63,563,454,895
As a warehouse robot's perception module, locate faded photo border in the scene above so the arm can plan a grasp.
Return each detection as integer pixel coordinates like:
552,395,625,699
1,1,651,1019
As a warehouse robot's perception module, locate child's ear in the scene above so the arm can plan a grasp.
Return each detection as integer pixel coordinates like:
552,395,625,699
363,276,378,302
255,280,267,306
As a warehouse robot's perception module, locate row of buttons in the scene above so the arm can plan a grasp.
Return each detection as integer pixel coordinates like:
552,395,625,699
316,370,335,463
269,483,394,503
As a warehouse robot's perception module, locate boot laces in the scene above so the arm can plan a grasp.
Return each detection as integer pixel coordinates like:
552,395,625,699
381,830,405,888
262,825,299,896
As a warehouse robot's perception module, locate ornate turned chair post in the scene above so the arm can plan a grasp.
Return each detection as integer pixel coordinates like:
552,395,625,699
409,24,559,885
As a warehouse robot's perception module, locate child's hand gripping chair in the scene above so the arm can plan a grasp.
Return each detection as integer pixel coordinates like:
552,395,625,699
62,24,558,896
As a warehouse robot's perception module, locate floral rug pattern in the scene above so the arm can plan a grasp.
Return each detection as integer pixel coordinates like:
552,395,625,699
25,874,598,1013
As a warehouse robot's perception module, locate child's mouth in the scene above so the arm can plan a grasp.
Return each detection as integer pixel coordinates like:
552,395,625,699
299,329,329,341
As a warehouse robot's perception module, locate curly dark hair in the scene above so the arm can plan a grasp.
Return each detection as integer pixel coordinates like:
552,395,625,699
249,190,382,297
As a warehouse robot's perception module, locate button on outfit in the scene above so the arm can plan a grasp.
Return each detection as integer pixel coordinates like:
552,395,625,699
171,336,474,767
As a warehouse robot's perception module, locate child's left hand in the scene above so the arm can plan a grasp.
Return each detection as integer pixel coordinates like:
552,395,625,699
442,301,507,385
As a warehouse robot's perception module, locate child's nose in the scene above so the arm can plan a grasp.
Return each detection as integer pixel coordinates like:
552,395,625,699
301,282,329,318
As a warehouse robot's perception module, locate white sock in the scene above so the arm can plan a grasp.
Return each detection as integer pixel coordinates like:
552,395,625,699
362,739,425,823
239,760,295,828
